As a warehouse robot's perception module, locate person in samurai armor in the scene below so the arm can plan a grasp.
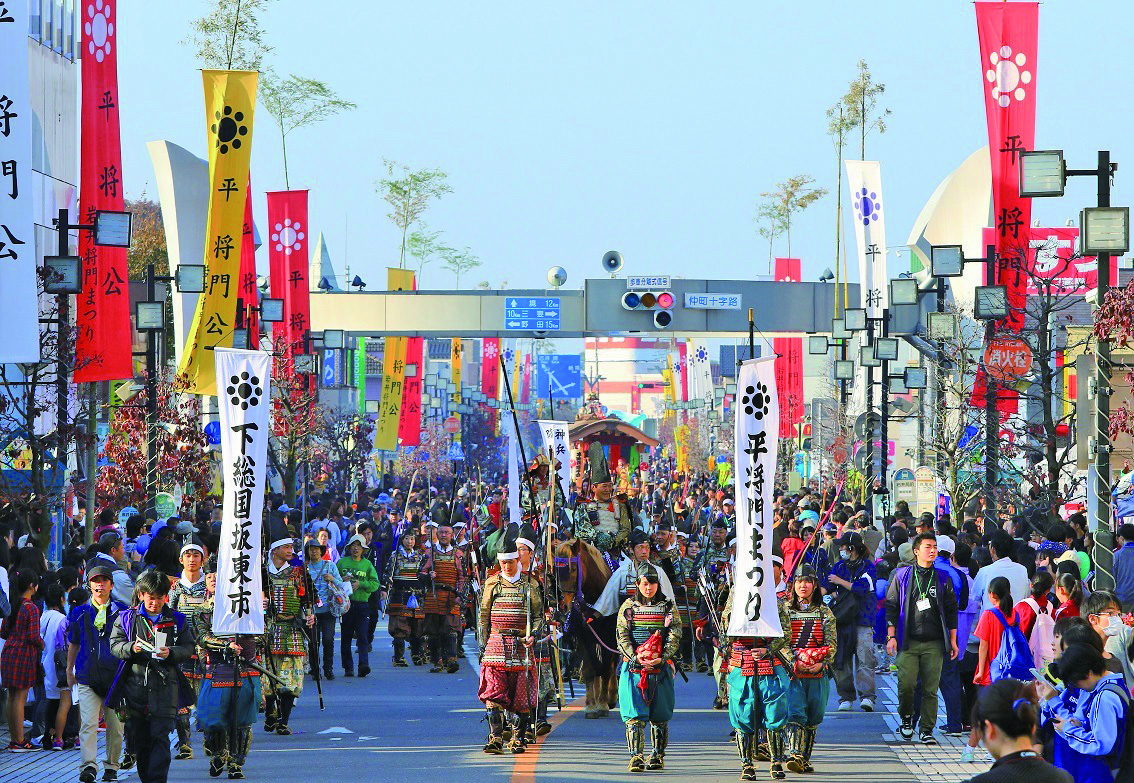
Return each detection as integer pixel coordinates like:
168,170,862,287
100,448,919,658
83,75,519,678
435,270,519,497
784,564,837,775
574,443,633,561
667,530,701,673
521,454,567,528
702,516,733,569
262,525,311,735
477,536,545,755
168,537,209,761
515,523,556,739
616,561,682,773
694,551,732,710
193,567,263,780
381,528,428,666
596,529,676,618
421,507,467,674
721,578,793,781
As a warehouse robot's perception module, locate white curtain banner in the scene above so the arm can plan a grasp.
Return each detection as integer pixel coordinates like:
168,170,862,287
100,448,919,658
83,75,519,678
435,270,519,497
845,160,889,321
212,348,272,635
506,415,521,525
691,340,713,407
728,357,783,639
0,0,39,363
537,419,570,493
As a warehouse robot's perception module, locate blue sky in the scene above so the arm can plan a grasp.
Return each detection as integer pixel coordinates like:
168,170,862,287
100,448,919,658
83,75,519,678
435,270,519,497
117,1,1134,292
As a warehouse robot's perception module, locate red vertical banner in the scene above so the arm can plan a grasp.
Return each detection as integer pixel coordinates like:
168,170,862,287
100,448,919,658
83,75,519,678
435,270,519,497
266,190,309,353
677,341,688,401
774,258,804,434
398,337,423,446
976,1,1039,331
238,182,258,348
482,338,500,400
75,0,131,382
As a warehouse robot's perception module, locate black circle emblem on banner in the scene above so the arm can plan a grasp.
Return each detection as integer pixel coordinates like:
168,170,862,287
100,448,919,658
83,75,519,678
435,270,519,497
227,371,263,410
742,382,769,420
212,106,248,154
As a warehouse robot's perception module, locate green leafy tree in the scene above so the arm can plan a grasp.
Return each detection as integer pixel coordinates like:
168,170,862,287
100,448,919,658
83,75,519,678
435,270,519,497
259,73,356,188
842,59,890,160
185,0,274,70
406,225,444,286
825,101,856,292
376,161,452,269
760,176,827,258
440,246,481,289
754,200,786,274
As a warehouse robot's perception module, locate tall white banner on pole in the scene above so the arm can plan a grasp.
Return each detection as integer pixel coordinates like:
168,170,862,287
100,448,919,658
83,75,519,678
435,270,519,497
213,349,271,635
845,160,889,320
506,416,521,524
537,419,570,493
728,357,782,638
0,0,39,363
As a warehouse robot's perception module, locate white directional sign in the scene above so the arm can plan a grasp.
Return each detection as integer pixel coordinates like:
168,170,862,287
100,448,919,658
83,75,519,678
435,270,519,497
626,275,670,289
504,297,560,331
685,292,742,310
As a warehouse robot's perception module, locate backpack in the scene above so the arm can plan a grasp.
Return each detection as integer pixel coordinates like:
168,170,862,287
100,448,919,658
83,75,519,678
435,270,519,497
1023,597,1056,668
1096,680,1134,783
990,608,1035,682
83,607,122,698
327,578,350,618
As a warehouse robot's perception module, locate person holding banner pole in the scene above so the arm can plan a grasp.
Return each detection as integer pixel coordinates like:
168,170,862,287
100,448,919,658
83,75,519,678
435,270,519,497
262,525,311,736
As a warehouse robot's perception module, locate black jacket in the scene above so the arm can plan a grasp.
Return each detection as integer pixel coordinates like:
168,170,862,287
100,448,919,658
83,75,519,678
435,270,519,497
108,605,196,718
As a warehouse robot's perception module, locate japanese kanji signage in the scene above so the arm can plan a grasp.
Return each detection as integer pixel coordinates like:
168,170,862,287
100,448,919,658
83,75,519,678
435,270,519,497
179,70,258,395
212,348,270,635
976,1,1039,331
373,336,406,452
984,335,1033,385
451,338,462,442
537,419,570,494
75,0,131,381
481,337,501,400
728,357,783,639
845,161,888,320
773,258,803,434
0,0,38,363
238,180,258,349
980,226,1115,297
266,190,309,353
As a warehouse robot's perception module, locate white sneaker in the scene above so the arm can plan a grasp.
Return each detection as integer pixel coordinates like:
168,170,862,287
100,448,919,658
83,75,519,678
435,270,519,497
959,747,975,762
837,700,852,711
859,698,874,712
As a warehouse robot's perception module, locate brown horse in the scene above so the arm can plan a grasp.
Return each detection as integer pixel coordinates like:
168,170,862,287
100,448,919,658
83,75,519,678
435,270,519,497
554,538,620,718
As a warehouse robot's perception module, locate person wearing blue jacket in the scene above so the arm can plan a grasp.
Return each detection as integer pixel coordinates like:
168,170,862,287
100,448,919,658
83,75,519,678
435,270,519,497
1038,642,1127,783
825,531,877,712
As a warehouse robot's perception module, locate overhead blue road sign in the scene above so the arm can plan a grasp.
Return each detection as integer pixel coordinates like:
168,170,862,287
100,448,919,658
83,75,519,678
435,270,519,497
505,297,560,331
536,355,582,399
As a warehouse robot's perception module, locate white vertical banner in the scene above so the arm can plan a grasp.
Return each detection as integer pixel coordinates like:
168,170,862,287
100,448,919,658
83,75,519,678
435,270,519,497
691,340,713,406
537,419,570,493
0,0,39,363
212,348,272,635
506,415,521,525
845,160,889,320
728,357,782,638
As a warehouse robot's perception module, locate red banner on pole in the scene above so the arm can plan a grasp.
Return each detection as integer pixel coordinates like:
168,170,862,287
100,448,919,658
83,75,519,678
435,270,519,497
238,182,258,349
976,1,1039,331
266,191,309,353
398,337,423,446
774,258,804,434
482,338,500,400
75,0,131,382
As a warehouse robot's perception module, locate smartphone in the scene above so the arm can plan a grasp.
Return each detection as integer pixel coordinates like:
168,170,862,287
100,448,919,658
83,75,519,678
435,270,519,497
1030,666,1064,692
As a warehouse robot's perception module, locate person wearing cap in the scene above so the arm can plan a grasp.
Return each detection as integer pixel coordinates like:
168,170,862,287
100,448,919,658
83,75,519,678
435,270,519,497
303,536,345,681
92,531,135,606
722,569,793,780
192,561,264,779
784,564,838,774
825,530,878,713
168,538,209,760
263,527,311,735
381,528,428,667
616,561,682,772
933,535,971,737
68,565,129,783
596,530,676,617
337,533,381,678
477,536,546,755
574,442,634,558
420,508,468,675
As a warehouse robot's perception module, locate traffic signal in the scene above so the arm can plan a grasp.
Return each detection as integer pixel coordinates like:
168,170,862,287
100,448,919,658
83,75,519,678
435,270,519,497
621,290,675,329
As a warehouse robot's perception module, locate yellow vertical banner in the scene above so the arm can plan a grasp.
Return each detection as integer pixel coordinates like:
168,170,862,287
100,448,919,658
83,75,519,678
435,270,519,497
512,341,522,401
374,337,407,452
178,70,258,395
675,423,688,472
451,338,462,442
373,268,416,452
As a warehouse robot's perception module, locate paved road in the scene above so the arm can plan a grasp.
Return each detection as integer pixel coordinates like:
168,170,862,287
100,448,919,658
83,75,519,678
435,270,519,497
0,628,987,782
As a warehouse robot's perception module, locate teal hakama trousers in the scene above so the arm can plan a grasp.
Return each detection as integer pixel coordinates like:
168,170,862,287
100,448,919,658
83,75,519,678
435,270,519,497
618,662,676,723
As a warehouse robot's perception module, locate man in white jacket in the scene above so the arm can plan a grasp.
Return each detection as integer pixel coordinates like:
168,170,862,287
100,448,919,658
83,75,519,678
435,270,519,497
595,530,675,616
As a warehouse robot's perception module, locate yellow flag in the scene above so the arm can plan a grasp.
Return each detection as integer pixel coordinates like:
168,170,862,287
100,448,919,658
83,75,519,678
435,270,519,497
675,424,688,472
451,338,462,443
373,268,416,451
178,70,258,395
